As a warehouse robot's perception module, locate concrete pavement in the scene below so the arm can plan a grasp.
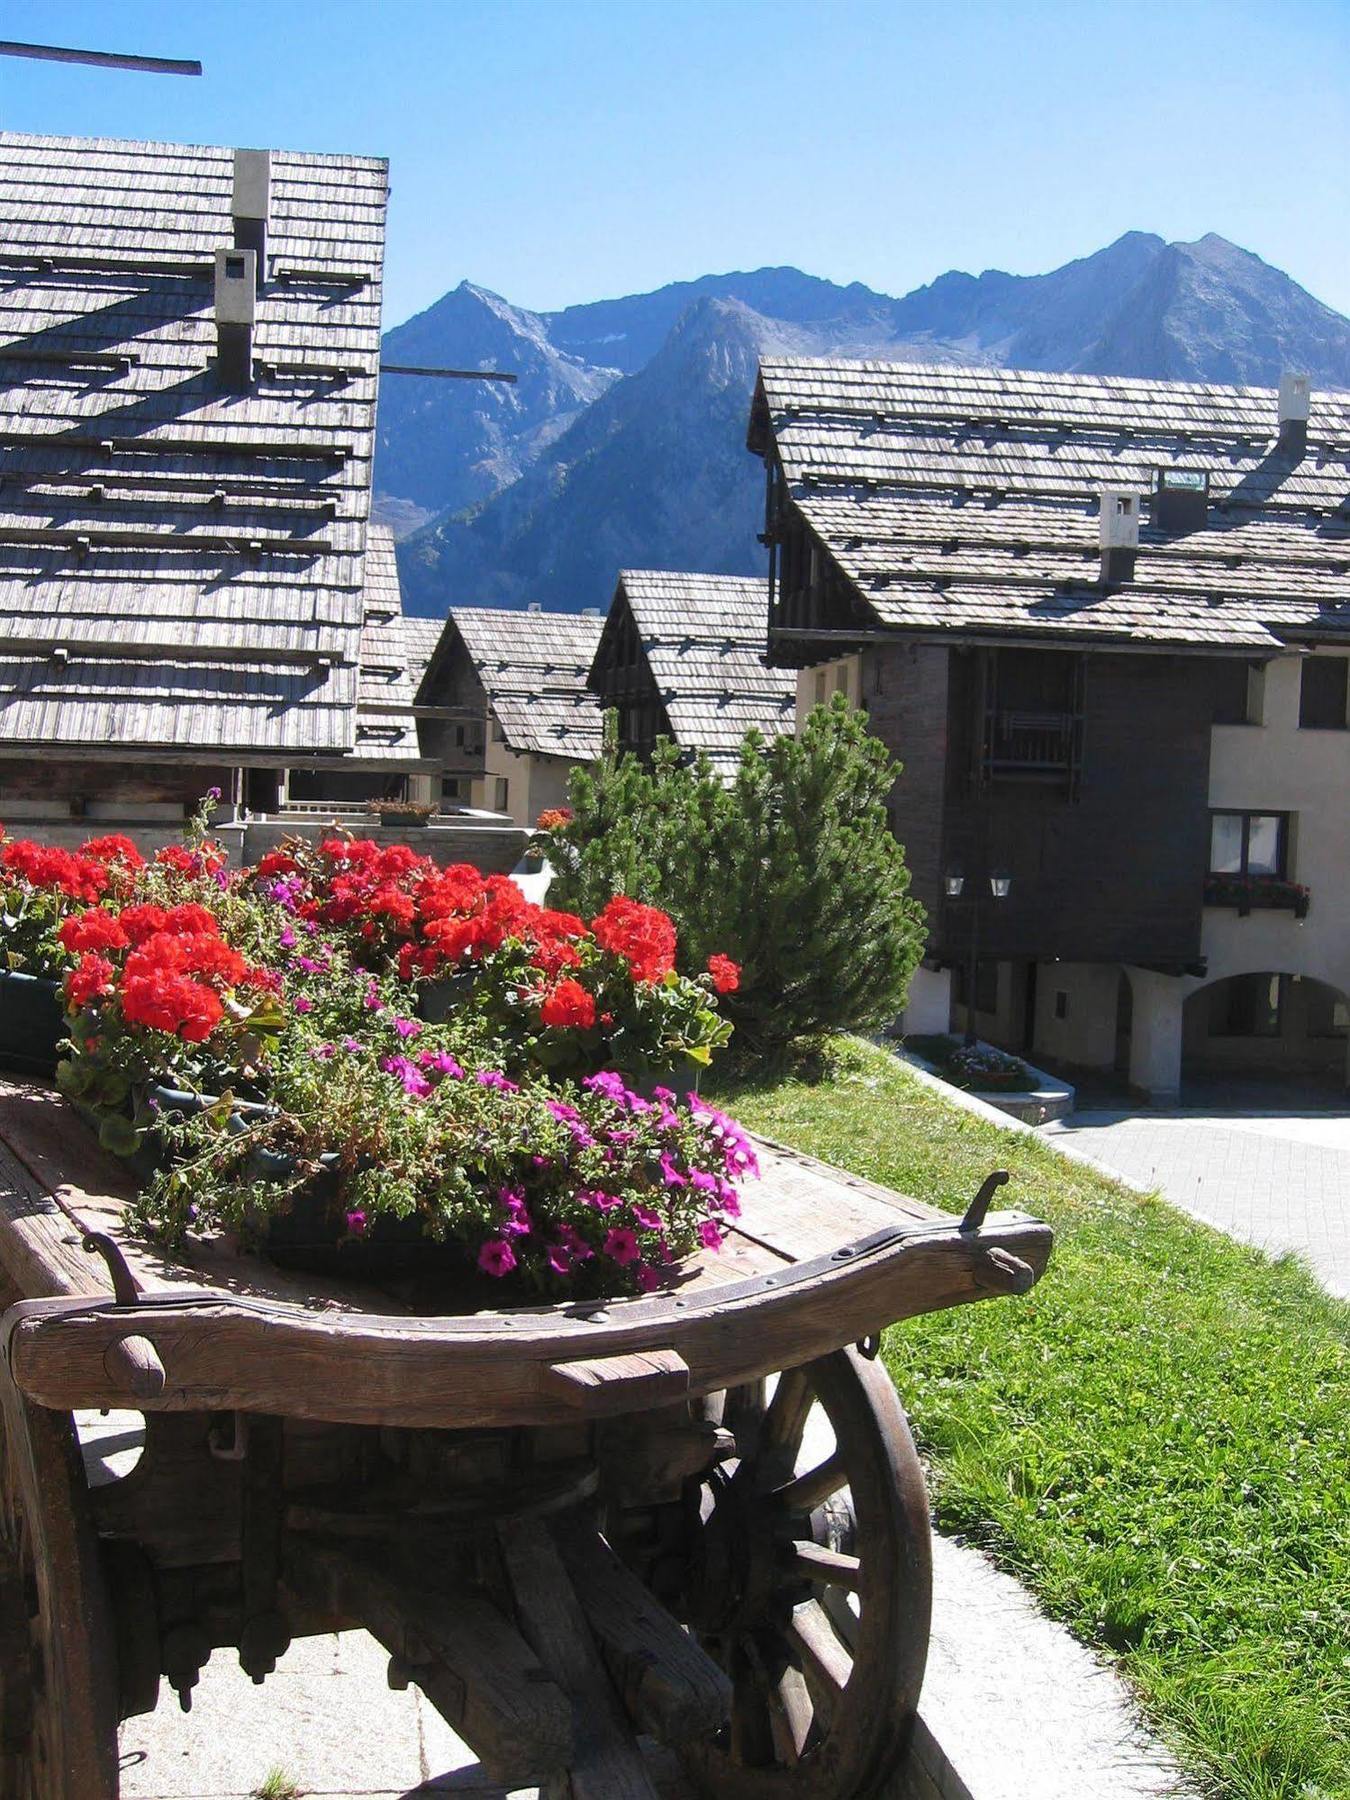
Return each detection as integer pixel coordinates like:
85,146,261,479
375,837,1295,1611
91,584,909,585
1044,1108,1350,1299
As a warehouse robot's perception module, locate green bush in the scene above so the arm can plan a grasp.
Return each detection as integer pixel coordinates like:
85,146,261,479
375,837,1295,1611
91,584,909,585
541,698,927,1064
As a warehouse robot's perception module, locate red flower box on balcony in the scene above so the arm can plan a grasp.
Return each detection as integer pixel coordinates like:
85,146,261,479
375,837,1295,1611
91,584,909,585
1203,874,1310,920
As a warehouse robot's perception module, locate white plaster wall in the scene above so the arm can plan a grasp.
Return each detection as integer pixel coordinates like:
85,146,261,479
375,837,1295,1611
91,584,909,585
1204,652,1350,1000
1032,963,1121,1068
1123,653,1350,1098
794,654,862,730
900,965,953,1034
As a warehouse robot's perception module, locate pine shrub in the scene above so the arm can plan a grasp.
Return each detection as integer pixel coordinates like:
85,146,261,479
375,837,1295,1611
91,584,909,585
544,699,926,1064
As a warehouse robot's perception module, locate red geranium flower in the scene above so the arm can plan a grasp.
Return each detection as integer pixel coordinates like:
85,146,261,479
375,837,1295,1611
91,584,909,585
591,896,677,985
539,979,597,1029
254,850,298,879
121,970,223,1043
80,834,145,869
66,953,116,1010
58,910,129,955
1,841,108,902
707,953,741,995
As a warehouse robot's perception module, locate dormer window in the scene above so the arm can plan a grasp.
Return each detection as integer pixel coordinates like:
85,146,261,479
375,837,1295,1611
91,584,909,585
1154,468,1210,533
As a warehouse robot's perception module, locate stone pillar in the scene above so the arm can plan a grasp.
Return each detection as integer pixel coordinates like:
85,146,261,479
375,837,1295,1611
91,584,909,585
1125,967,1184,1105
899,965,952,1036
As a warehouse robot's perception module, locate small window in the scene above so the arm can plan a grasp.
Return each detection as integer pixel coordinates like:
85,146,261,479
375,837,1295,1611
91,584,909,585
833,663,849,696
813,670,827,706
441,776,464,802
1298,657,1348,730
1209,810,1288,878
493,776,509,812
1115,495,1133,517
490,718,506,744
225,254,247,280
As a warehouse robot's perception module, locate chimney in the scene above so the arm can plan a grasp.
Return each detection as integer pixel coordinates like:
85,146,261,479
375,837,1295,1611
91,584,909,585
232,148,271,290
1152,467,1209,534
1099,485,1139,585
527,602,542,613
1278,371,1310,455
214,248,257,392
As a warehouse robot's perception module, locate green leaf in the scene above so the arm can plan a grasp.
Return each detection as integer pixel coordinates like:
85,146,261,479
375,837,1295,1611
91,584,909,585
98,1114,142,1159
55,1056,93,1098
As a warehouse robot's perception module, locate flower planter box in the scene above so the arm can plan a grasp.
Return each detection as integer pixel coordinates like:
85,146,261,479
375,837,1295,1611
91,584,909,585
1203,876,1310,920
0,971,64,1077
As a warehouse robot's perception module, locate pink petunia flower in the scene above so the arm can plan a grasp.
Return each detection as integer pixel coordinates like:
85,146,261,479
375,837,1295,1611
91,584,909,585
698,1219,724,1251
603,1227,641,1266
478,1238,517,1277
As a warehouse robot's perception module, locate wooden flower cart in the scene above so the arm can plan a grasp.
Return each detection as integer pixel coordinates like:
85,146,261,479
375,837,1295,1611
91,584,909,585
0,1077,1051,1799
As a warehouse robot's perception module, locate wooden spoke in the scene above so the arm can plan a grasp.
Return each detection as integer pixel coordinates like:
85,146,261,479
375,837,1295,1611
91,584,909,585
773,1450,846,1516
758,1367,814,1461
783,1539,862,1593
767,1667,813,1765
784,1601,852,1702
818,1583,861,1653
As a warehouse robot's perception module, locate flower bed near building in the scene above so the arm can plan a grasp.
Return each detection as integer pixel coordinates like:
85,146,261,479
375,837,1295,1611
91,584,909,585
905,1033,1034,1093
1203,873,1311,919
0,802,753,1297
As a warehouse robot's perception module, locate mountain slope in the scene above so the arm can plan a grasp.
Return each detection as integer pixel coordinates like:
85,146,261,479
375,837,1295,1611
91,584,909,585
375,282,617,524
399,298,788,611
387,236,1350,615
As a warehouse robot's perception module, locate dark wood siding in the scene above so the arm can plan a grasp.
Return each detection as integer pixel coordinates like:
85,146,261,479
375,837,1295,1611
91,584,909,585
861,642,950,928
936,651,1215,968
588,594,672,760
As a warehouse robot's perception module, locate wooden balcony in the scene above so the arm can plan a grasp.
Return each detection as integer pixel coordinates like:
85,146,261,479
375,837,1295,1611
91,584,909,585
982,709,1079,780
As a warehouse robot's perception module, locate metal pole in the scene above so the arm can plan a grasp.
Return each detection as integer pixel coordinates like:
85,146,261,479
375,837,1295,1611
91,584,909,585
0,40,202,75
965,889,981,1047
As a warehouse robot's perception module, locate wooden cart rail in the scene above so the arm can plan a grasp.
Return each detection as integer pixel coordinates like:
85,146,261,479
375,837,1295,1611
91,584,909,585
0,1081,1050,1427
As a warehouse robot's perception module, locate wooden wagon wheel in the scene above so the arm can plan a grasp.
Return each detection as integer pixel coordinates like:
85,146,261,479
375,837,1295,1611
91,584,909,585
677,1348,931,1800
0,1321,120,1799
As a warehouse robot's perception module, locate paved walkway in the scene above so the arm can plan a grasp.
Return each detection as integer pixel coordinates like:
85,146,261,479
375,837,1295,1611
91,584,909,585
1044,1109,1350,1299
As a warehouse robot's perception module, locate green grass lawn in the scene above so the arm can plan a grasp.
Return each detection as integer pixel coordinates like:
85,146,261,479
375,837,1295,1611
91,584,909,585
717,1040,1350,1800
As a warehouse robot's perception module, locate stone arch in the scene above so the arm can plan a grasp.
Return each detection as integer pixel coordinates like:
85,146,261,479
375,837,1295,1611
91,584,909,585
1182,969,1349,1093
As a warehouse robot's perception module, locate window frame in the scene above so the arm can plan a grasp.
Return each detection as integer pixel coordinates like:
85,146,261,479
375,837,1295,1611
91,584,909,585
1207,809,1290,880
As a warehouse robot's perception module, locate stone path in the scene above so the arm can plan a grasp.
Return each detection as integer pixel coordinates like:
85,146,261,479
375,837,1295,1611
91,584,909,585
1044,1109,1350,1299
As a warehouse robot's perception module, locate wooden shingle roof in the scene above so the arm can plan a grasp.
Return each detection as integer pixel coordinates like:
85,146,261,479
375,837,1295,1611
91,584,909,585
352,526,429,764
0,131,389,755
428,607,605,762
750,360,1350,651
612,571,796,771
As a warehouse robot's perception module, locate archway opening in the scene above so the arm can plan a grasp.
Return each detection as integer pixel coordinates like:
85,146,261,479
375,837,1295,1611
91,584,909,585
1181,972,1348,1105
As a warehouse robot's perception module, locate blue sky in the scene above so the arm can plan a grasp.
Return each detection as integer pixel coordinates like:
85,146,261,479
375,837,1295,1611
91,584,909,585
4,0,1348,329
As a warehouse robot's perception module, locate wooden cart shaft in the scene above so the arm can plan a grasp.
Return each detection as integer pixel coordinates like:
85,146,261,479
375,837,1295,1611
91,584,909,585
0,1081,1051,1426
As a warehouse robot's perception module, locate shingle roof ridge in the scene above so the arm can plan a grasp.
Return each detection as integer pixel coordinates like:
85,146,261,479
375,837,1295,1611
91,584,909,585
757,355,1302,407
0,129,387,171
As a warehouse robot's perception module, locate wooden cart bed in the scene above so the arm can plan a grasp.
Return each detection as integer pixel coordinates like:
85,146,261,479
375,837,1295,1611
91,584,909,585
0,1079,1050,1428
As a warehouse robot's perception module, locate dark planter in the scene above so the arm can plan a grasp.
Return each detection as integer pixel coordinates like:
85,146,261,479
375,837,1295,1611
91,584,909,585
0,970,65,1077
148,1085,459,1279
263,1184,462,1279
